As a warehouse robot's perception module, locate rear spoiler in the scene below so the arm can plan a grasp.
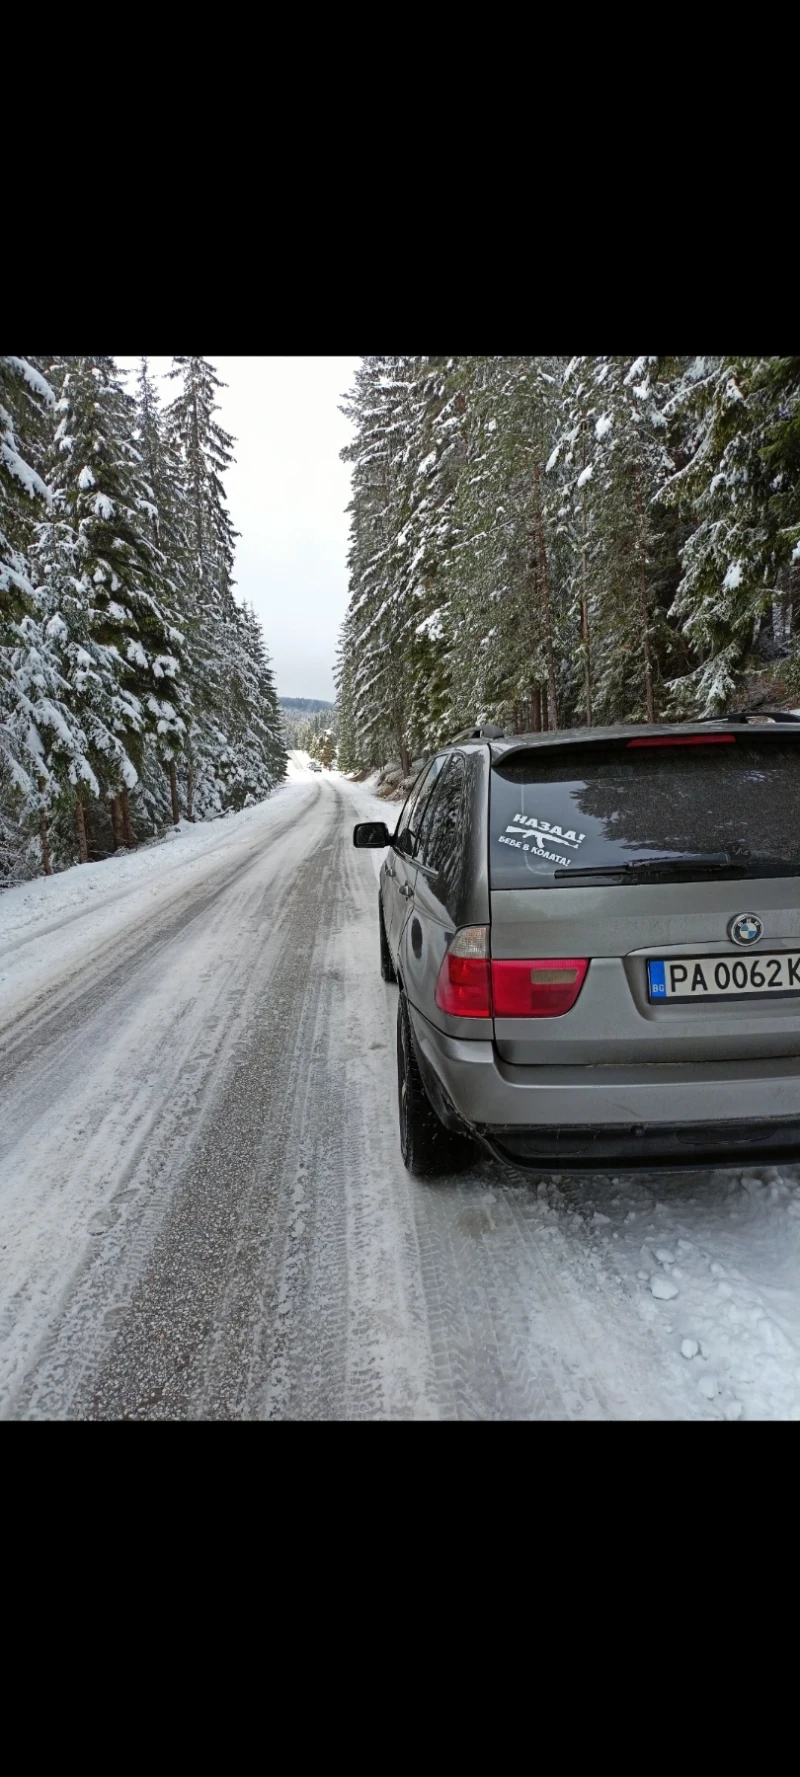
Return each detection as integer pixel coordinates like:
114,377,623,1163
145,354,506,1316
704,709,800,724
492,719,800,766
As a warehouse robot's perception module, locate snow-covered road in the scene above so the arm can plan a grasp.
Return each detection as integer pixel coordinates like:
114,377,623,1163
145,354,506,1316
2,759,800,1420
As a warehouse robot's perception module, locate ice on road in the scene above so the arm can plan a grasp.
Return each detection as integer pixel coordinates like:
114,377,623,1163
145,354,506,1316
2,756,800,1420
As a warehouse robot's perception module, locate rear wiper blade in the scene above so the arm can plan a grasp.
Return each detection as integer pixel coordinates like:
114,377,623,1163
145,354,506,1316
554,853,751,881
746,854,800,873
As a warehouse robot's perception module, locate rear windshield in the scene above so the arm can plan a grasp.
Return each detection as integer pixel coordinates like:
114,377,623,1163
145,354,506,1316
489,738,800,889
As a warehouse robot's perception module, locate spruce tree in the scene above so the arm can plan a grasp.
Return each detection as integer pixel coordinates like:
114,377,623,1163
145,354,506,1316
1,356,89,873
660,357,781,712
165,356,285,811
32,356,187,848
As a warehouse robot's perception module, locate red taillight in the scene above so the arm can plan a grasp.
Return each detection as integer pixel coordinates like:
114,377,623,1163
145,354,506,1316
435,934,589,1020
435,953,493,1017
435,927,492,1018
491,958,588,1018
626,735,735,747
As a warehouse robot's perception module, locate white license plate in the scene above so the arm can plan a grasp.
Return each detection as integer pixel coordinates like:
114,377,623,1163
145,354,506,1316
648,953,800,1002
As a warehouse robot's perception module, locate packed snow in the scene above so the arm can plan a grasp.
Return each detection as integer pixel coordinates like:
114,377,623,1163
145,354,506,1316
0,755,314,1019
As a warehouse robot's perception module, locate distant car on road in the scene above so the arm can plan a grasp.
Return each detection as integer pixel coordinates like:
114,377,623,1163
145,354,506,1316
308,760,322,773
354,713,800,1178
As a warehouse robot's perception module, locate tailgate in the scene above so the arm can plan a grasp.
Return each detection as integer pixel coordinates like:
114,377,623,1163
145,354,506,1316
489,732,800,1066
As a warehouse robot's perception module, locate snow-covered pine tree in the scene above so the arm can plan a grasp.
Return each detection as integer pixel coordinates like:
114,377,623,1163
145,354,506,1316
750,356,800,672
339,356,419,772
1,356,92,875
164,356,285,812
316,728,336,768
32,356,187,856
556,356,680,724
1,358,54,776
442,356,564,733
333,632,360,773
388,356,464,753
128,355,198,827
1,356,54,576
339,354,511,770
547,355,609,725
660,357,784,714
220,601,286,805
164,355,239,814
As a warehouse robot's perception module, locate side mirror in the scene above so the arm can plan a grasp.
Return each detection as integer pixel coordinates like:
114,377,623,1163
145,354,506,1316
353,821,391,849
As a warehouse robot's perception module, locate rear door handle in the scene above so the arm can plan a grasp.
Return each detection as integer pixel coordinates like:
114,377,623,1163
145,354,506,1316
399,883,413,899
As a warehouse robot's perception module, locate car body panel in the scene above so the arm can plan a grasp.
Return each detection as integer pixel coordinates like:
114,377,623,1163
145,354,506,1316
407,998,800,1130
490,876,800,1064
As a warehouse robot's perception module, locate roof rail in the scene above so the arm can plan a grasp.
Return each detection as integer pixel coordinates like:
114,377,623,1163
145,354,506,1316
699,709,800,725
448,723,505,744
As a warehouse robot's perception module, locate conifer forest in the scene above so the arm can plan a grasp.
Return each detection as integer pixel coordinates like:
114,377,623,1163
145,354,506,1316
336,357,800,772
1,356,285,883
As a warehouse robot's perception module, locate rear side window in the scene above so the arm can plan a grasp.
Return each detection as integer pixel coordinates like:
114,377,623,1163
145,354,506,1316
489,738,800,889
394,757,445,855
416,754,466,899
394,760,433,852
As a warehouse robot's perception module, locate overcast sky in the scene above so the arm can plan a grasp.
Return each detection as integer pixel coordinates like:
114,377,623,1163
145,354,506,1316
116,357,360,703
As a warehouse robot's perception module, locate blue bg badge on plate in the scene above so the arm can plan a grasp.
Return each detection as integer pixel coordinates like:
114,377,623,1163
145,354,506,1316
647,960,667,999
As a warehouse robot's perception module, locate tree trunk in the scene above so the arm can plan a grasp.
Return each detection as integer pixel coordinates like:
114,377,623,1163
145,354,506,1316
643,627,655,722
394,712,410,777
788,559,800,644
75,796,88,865
531,687,542,732
580,425,592,726
186,758,195,822
639,535,655,722
110,796,123,850
40,811,52,876
168,759,180,826
581,592,592,726
532,463,559,729
120,786,136,848
774,562,796,651
634,467,655,723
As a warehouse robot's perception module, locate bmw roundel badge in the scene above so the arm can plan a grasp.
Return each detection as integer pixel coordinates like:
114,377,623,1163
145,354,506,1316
728,912,763,946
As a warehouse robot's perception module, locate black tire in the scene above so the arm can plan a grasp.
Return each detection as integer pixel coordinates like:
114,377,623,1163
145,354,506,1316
397,992,477,1176
379,897,397,983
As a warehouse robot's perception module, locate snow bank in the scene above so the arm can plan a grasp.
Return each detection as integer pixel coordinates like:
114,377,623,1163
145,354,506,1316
568,1164,800,1421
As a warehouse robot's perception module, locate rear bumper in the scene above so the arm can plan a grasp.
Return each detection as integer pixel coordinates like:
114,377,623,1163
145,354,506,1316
483,1119,800,1172
408,1005,800,1170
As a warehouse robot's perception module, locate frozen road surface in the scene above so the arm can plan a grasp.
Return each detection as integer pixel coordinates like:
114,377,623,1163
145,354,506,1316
2,756,800,1419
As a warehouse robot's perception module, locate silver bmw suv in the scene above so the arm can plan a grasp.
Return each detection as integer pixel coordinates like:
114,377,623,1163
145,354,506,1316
353,715,800,1176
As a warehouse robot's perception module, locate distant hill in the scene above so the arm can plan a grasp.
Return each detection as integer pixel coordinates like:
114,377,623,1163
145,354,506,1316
279,697,334,715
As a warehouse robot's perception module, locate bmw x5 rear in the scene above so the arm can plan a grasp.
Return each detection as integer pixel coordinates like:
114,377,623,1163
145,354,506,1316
354,717,800,1174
